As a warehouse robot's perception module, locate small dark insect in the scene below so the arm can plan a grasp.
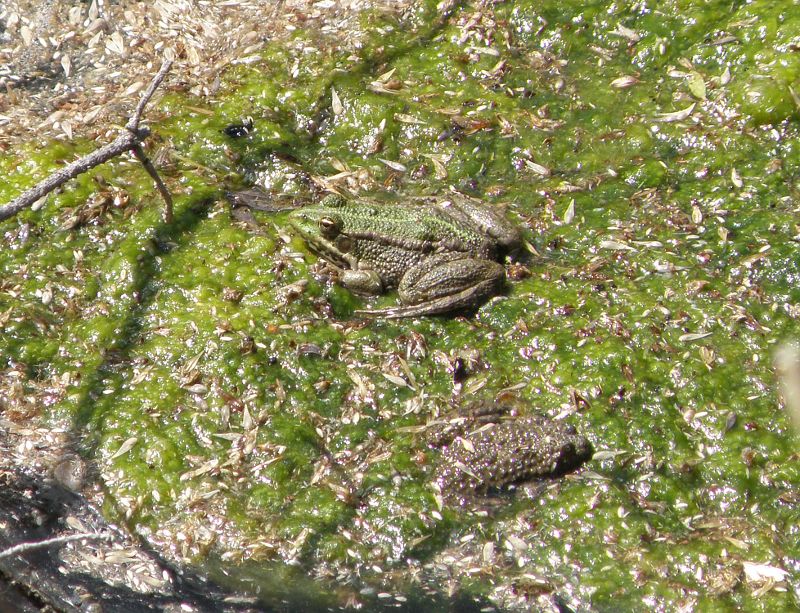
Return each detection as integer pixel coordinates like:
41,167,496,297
222,116,254,137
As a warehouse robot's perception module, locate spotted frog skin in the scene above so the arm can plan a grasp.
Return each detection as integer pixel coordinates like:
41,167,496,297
426,404,592,498
289,194,521,318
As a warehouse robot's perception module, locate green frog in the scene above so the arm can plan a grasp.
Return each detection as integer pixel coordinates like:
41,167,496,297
288,194,522,318
425,404,592,499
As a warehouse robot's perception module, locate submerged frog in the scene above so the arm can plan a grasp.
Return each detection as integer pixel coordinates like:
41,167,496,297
289,194,522,318
425,404,592,499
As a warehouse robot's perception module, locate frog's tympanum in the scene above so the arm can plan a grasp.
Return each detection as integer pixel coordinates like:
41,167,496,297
426,404,592,499
289,194,522,318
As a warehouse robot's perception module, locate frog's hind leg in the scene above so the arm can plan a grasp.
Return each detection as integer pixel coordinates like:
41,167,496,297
358,255,506,318
399,255,507,306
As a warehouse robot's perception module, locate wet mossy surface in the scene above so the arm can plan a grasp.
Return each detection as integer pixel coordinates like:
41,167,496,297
2,0,800,610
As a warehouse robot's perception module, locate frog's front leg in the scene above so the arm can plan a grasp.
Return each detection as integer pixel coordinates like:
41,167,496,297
339,267,384,296
358,253,506,318
313,249,384,296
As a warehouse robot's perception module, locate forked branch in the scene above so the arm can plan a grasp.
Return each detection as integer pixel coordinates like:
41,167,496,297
0,58,174,223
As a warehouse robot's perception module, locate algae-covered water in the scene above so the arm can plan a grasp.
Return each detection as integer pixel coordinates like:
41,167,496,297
2,0,800,610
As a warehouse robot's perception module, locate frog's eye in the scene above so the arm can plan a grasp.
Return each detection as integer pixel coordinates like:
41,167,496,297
319,216,340,239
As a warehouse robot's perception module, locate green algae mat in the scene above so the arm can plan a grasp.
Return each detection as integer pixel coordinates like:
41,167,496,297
2,0,800,610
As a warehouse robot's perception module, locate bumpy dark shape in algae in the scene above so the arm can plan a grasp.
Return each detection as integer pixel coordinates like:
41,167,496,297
434,414,592,496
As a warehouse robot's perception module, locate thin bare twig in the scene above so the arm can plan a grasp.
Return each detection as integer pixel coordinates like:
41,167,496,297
132,144,174,223
128,59,172,131
0,58,174,223
0,532,112,560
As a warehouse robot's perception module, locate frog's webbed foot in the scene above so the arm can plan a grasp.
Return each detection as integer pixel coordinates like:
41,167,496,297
311,260,346,288
355,284,498,318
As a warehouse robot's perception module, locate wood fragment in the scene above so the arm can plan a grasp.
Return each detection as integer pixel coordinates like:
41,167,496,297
0,532,111,560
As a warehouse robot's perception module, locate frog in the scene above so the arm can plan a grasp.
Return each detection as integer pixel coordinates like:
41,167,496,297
288,193,522,318
424,403,592,500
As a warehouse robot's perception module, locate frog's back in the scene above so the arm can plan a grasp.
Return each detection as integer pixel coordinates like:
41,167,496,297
435,415,592,495
341,202,486,245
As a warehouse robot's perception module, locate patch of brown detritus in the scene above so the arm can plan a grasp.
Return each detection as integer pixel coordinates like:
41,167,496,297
0,0,414,145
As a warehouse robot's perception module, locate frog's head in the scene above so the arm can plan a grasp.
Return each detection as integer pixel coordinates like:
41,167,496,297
289,195,353,267
547,425,593,476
